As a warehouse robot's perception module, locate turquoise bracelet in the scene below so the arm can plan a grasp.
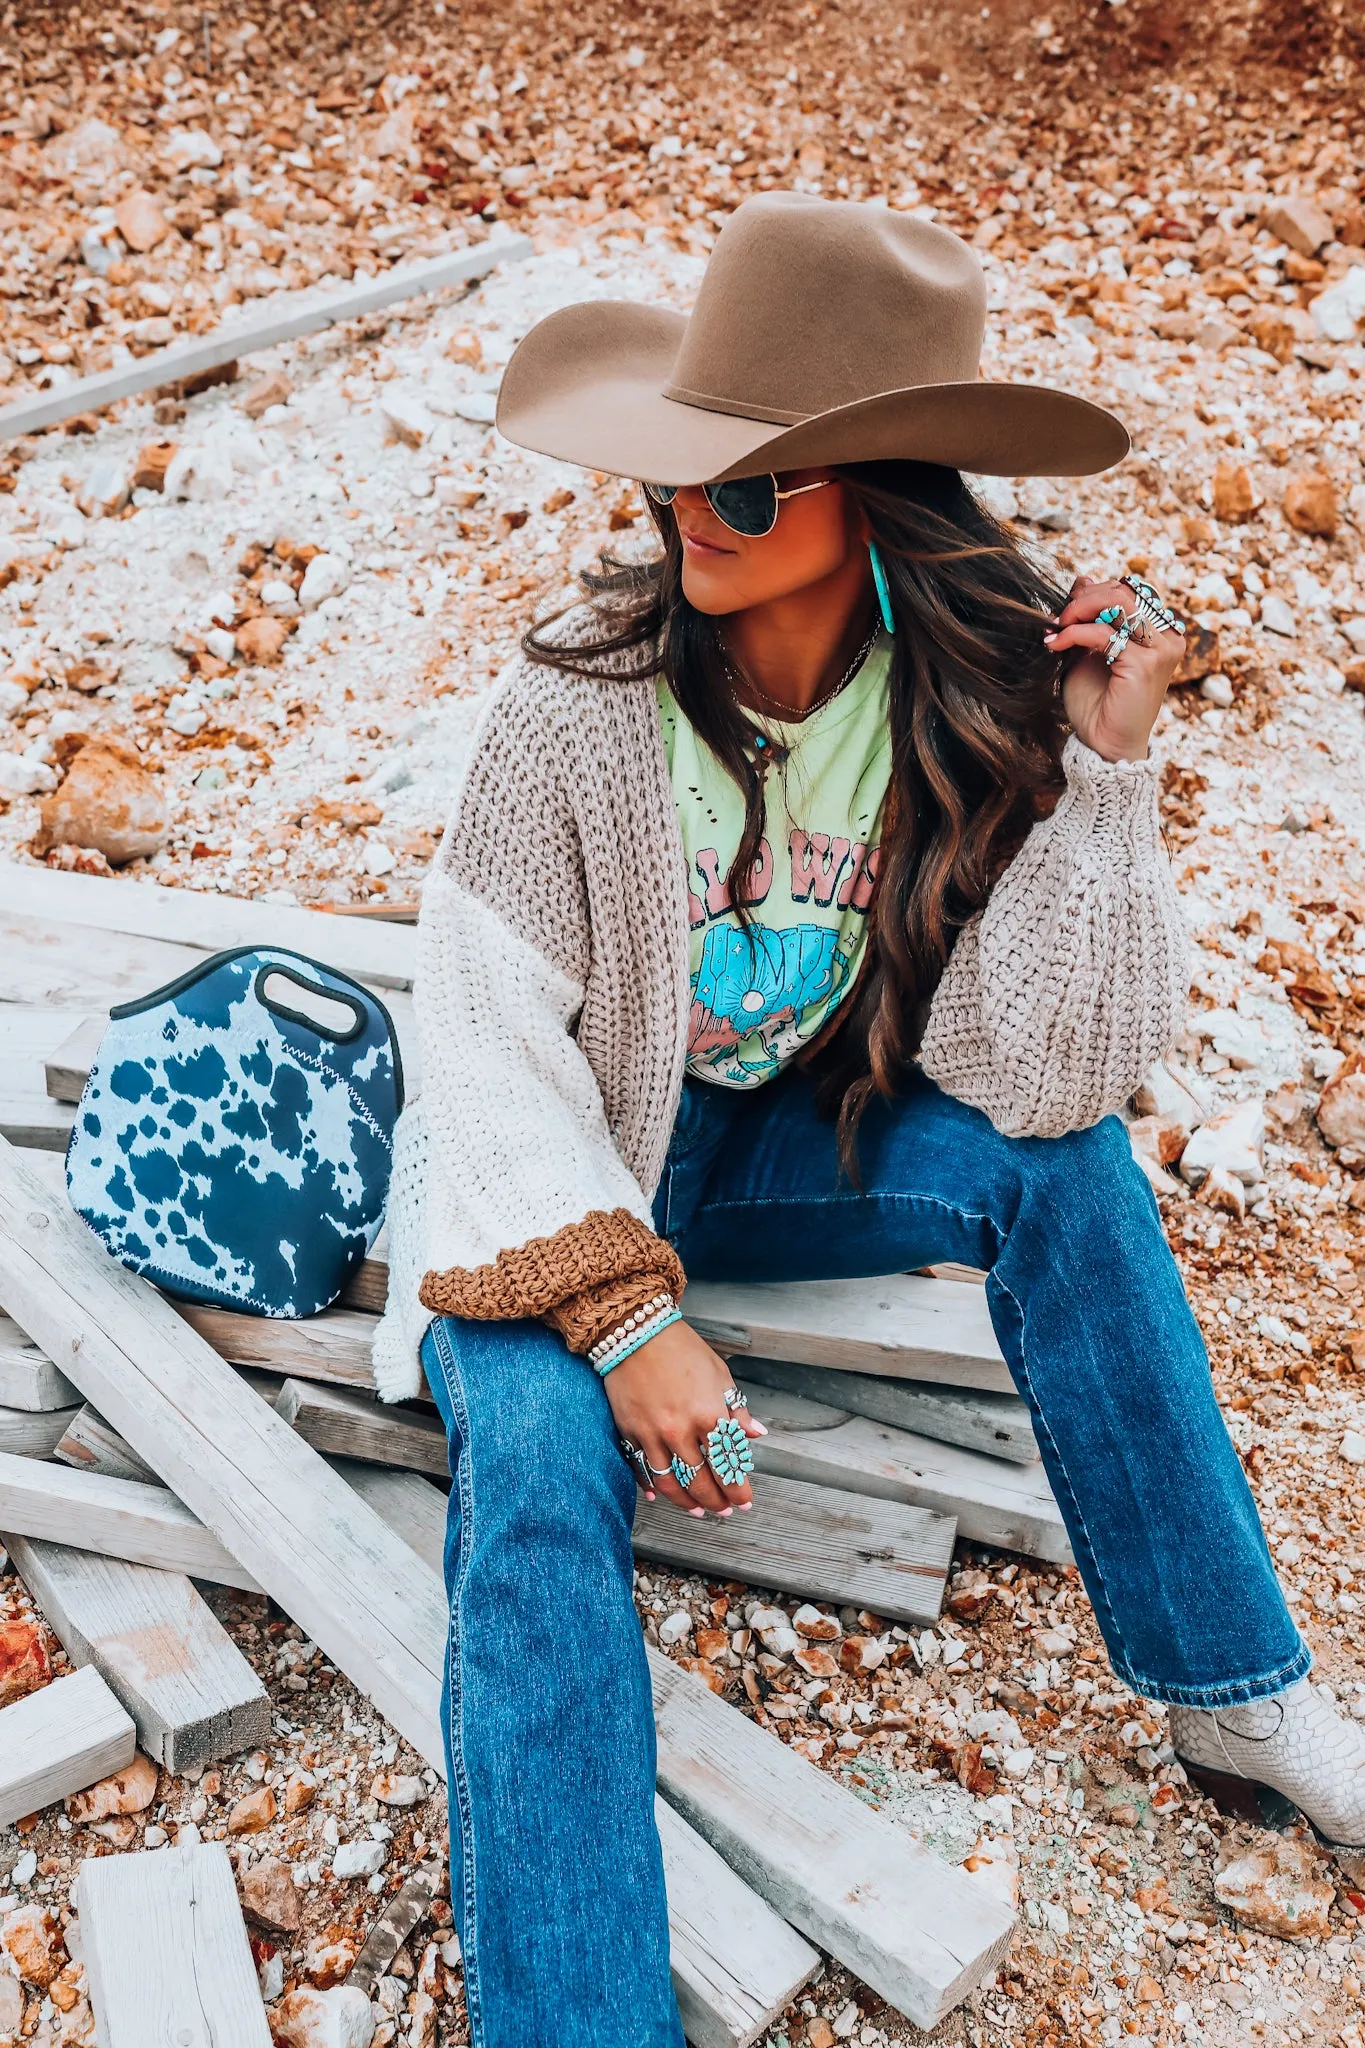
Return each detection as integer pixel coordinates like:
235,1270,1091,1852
595,1307,683,1377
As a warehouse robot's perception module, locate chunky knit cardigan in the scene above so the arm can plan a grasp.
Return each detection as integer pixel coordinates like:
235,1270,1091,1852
371,633,1190,1401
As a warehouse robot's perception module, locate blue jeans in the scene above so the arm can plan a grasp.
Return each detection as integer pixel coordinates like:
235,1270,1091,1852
421,1067,1306,2048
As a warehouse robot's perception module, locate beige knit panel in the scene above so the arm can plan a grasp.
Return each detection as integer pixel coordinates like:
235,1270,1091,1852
917,736,1190,1138
433,645,690,1199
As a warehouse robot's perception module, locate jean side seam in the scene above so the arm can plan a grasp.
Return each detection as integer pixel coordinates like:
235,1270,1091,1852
988,1267,1135,1681
431,1318,488,2048
692,1189,996,1227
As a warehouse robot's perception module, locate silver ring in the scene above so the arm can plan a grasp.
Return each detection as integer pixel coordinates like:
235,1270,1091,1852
1103,628,1130,667
670,1454,700,1490
618,1437,653,1489
723,1388,749,1413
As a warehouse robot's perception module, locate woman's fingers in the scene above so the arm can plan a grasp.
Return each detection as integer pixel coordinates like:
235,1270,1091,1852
641,1437,708,1517
1044,620,1124,656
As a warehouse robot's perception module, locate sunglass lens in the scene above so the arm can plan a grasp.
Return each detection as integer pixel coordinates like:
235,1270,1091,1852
705,476,778,536
642,482,678,506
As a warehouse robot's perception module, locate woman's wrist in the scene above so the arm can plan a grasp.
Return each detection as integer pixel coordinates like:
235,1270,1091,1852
589,1297,681,1375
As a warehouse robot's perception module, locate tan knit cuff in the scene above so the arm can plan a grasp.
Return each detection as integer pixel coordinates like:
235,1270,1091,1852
418,1208,685,1355
546,1268,682,1356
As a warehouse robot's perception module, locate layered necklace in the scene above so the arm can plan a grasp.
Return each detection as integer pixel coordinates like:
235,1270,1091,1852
720,625,879,768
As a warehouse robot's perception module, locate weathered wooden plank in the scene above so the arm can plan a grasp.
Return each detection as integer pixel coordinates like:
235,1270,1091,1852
333,1459,447,1575
276,1377,449,1476
44,1014,105,1105
739,1360,1037,1463
232,1260,1013,1393
0,1451,262,1590
0,1004,87,1146
650,1649,1016,2030
0,1312,79,1410
179,1301,389,1393
0,860,416,992
6,1535,270,1770
0,1402,78,1459
0,911,201,1009
0,1140,448,1768
657,1795,820,2048
753,1413,1071,1566
685,1274,1014,1393
632,1472,953,1627
74,1840,272,2048
54,1404,158,1483
0,235,531,442
0,1664,136,1826
171,1274,1009,1411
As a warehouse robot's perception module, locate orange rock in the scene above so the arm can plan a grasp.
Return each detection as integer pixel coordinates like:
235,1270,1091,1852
1344,660,1365,693
32,738,167,867
66,1751,158,1822
694,1627,730,1663
235,614,294,665
677,1655,726,1695
1283,470,1338,537
806,2023,836,2048
1173,623,1220,684
1247,308,1297,361
227,1785,277,1834
303,1933,355,1987
283,1771,316,1815
793,1645,839,1679
48,1960,85,2013
240,1856,301,1934
114,188,169,253
946,1570,996,1622
131,441,177,492
1211,460,1255,523
0,1620,50,1707
1,1904,67,1989
1319,1053,1365,1151
1214,1835,1335,1939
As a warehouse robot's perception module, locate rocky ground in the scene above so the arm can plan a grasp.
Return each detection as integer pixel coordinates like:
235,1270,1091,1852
1,1,1364,2044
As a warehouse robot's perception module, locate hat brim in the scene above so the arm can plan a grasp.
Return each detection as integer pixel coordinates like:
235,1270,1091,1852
496,300,1130,482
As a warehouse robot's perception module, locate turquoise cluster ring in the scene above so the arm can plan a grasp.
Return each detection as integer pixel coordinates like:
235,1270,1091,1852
670,1454,701,1490
706,1415,755,1489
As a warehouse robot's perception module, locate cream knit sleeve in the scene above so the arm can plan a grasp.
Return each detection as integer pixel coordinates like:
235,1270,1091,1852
915,735,1190,1139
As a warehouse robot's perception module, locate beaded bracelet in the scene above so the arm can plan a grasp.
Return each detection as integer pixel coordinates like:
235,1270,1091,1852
590,1297,677,1374
594,1307,683,1378
588,1293,675,1370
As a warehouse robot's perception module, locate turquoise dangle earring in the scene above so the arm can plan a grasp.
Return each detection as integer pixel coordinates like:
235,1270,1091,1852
868,541,895,635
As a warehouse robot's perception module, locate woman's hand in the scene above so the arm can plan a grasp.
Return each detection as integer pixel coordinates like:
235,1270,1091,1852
602,1319,766,1517
1044,575,1186,764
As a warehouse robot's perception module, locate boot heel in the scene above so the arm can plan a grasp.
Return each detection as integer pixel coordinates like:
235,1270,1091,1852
1178,1757,1299,1831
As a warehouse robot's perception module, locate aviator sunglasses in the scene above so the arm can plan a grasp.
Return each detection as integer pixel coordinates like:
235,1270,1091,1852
642,474,832,538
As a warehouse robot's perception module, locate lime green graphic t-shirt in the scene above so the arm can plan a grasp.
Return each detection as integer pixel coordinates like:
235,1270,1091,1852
658,638,892,1089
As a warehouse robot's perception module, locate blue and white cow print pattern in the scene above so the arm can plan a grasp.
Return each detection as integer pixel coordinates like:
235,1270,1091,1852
66,946,402,1318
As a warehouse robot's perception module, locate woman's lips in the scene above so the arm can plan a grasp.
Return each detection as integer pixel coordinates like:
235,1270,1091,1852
680,527,735,558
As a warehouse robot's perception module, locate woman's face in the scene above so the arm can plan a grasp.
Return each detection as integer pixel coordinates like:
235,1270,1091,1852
667,468,865,616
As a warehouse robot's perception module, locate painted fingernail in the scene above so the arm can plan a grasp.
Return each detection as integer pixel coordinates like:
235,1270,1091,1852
689,1507,705,1518
645,1490,656,1501
1043,631,1057,643
718,1506,733,1518
750,1421,769,1436
737,1501,753,1511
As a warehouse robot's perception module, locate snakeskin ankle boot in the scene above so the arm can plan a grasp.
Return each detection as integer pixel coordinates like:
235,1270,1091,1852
1169,1681,1365,1865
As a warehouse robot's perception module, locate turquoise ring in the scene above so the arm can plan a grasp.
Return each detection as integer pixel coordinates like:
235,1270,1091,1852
706,1415,755,1488
670,1454,700,1490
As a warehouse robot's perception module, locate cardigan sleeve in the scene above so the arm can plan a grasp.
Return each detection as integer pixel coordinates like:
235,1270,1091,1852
396,658,681,1355
915,735,1190,1138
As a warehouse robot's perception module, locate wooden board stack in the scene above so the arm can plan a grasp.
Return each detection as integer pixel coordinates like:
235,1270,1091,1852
0,863,1046,2041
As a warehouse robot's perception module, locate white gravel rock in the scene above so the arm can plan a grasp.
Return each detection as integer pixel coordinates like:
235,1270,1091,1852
0,752,57,796
331,1838,386,1880
299,553,351,611
1259,593,1296,637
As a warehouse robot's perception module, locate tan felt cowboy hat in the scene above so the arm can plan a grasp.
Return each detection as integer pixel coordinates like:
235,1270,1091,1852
496,193,1129,483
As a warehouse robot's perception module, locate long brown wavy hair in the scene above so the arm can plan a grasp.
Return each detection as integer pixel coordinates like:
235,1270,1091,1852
525,459,1071,1170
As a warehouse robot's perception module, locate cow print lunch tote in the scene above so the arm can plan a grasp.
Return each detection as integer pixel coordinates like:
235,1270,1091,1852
66,946,403,1318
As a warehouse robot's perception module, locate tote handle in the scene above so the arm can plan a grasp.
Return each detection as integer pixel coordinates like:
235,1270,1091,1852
254,964,369,1043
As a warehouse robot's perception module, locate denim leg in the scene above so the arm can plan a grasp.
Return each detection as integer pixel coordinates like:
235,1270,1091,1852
674,1068,1308,1709
421,1317,683,2048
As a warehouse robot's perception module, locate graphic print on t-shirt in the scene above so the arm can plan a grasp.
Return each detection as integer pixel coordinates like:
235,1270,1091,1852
658,640,892,1089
